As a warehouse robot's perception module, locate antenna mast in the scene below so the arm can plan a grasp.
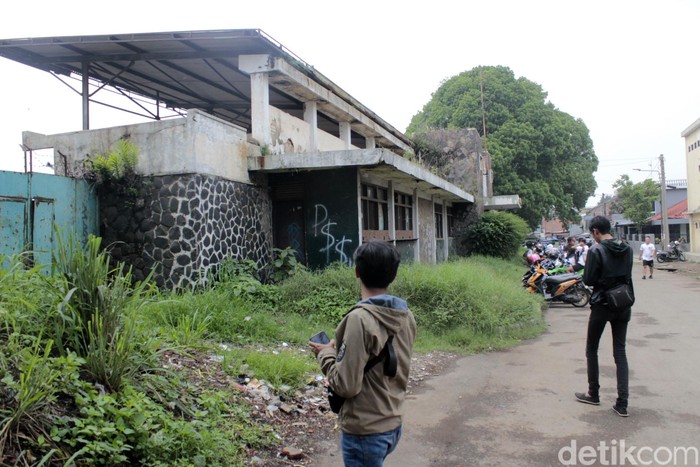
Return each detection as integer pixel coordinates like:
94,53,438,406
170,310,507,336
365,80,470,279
480,68,488,150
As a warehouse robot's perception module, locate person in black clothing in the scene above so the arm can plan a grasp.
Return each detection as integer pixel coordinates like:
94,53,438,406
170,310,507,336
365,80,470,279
575,216,633,417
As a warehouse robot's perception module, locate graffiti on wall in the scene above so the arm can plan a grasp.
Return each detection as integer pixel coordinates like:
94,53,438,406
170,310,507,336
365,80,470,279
312,204,353,265
286,222,304,261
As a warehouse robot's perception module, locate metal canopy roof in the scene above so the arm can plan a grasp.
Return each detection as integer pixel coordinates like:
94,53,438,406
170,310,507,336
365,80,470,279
0,29,410,151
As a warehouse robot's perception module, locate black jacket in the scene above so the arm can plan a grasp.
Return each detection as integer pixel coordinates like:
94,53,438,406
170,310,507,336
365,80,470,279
583,239,634,306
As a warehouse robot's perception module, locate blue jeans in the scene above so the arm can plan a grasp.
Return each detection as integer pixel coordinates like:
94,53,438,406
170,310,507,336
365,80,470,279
341,425,402,467
586,305,630,408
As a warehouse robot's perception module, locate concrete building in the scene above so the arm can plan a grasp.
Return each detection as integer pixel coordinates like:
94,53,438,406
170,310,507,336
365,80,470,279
681,118,700,255
1,30,518,288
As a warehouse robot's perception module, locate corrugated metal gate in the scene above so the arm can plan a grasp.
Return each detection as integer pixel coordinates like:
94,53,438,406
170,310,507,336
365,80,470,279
0,171,98,268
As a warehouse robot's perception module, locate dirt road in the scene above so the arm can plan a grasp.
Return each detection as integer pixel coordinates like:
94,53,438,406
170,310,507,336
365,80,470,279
312,260,700,466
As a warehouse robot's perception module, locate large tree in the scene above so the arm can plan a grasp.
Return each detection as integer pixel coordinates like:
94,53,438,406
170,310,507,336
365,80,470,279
612,174,659,232
407,66,598,227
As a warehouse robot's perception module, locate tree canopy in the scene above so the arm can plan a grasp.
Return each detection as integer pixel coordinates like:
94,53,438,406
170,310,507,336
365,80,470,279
407,66,598,227
612,174,659,232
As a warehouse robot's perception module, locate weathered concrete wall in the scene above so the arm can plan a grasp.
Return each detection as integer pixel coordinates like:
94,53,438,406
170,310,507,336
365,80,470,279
269,106,354,155
418,197,436,263
23,110,253,184
100,173,272,289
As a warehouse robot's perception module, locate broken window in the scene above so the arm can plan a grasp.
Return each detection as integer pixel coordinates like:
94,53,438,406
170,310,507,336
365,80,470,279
361,183,389,240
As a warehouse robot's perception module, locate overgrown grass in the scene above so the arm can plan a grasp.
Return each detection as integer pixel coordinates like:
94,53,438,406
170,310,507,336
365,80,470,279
0,239,544,464
222,348,317,389
0,241,278,465
277,256,544,354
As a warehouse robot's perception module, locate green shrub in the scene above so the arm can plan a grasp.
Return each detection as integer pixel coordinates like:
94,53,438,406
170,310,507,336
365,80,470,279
276,264,358,323
461,211,529,259
84,139,138,183
267,247,306,284
393,258,541,335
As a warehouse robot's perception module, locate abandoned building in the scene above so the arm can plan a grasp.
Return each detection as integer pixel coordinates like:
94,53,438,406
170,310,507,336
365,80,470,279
0,29,519,289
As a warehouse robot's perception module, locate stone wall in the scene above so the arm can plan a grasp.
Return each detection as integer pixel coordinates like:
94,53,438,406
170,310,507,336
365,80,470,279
100,173,272,289
415,128,492,199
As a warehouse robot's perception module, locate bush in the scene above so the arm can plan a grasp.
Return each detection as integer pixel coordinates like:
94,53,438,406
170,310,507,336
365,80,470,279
276,264,358,323
84,139,138,184
392,257,540,334
274,257,543,352
461,211,529,259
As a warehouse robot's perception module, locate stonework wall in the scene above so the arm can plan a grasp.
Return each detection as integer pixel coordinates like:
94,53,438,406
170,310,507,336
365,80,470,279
417,128,492,201
100,173,272,289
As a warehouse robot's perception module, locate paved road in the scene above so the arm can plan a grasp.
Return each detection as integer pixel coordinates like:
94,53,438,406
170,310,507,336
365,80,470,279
313,261,700,466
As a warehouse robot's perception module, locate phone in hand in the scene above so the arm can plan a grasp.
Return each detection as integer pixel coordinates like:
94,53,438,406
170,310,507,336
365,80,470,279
309,331,330,345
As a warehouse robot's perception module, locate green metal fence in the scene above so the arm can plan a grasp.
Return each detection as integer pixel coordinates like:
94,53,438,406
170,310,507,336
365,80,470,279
0,170,98,269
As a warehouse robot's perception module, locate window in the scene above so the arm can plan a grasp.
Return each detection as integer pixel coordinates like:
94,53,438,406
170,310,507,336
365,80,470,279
434,203,444,240
394,192,413,230
361,183,388,231
446,205,455,237
394,191,414,240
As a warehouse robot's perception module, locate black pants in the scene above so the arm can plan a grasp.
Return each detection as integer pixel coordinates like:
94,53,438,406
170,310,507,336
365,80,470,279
585,305,630,408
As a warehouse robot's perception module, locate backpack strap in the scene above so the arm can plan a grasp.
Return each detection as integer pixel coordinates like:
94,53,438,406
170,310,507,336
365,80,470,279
363,335,397,377
347,304,398,378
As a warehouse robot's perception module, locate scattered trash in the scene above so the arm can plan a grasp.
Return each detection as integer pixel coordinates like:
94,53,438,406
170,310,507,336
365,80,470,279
281,446,304,460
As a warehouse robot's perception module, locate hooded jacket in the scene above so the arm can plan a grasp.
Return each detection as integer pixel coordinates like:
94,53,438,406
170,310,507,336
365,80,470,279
583,239,634,306
317,294,416,435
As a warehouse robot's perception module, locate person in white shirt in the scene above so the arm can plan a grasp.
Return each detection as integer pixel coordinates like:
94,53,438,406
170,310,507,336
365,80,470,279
577,238,589,265
638,236,656,279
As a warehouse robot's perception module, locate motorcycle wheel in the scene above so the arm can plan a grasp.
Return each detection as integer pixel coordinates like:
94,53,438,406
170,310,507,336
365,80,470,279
656,253,665,263
571,286,591,308
679,252,686,262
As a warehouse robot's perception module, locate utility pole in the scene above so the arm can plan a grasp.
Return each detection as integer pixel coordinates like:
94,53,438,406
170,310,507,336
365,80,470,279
659,154,670,248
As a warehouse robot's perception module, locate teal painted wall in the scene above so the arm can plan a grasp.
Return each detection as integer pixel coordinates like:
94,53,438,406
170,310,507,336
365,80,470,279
304,168,359,268
0,171,98,269
270,168,359,269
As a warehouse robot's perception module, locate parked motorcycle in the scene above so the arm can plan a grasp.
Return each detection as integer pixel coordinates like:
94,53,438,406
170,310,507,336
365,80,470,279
656,241,686,263
524,262,590,307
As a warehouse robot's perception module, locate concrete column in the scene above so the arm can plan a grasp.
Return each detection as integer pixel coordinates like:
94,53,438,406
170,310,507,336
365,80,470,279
413,188,420,262
431,195,438,264
82,61,90,130
250,72,271,146
366,136,376,149
442,202,449,260
388,181,396,244
357,170,364,246
339,122,351,149
304,101,318,152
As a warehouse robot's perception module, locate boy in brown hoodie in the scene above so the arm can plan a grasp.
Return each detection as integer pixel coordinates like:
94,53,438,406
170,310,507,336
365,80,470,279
309,240,416,466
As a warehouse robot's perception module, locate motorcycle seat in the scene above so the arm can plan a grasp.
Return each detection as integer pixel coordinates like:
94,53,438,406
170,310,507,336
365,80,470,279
545,273,580,284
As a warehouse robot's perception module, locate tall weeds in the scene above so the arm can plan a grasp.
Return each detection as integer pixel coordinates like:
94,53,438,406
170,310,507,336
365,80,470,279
51,232,154,390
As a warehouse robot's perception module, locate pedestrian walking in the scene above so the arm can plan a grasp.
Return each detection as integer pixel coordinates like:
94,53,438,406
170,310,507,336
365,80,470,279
639,236,656,279
575,216,634,417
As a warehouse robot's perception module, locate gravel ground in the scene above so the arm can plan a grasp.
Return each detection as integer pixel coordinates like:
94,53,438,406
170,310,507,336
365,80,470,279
243,349,460,466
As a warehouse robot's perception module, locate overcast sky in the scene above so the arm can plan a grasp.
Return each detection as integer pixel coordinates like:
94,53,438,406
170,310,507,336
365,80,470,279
1,0,698,207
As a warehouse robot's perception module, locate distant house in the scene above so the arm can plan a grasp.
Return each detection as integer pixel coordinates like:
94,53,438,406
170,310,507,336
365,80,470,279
0,29,518,288
586,183,689,243
682,118,700,254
